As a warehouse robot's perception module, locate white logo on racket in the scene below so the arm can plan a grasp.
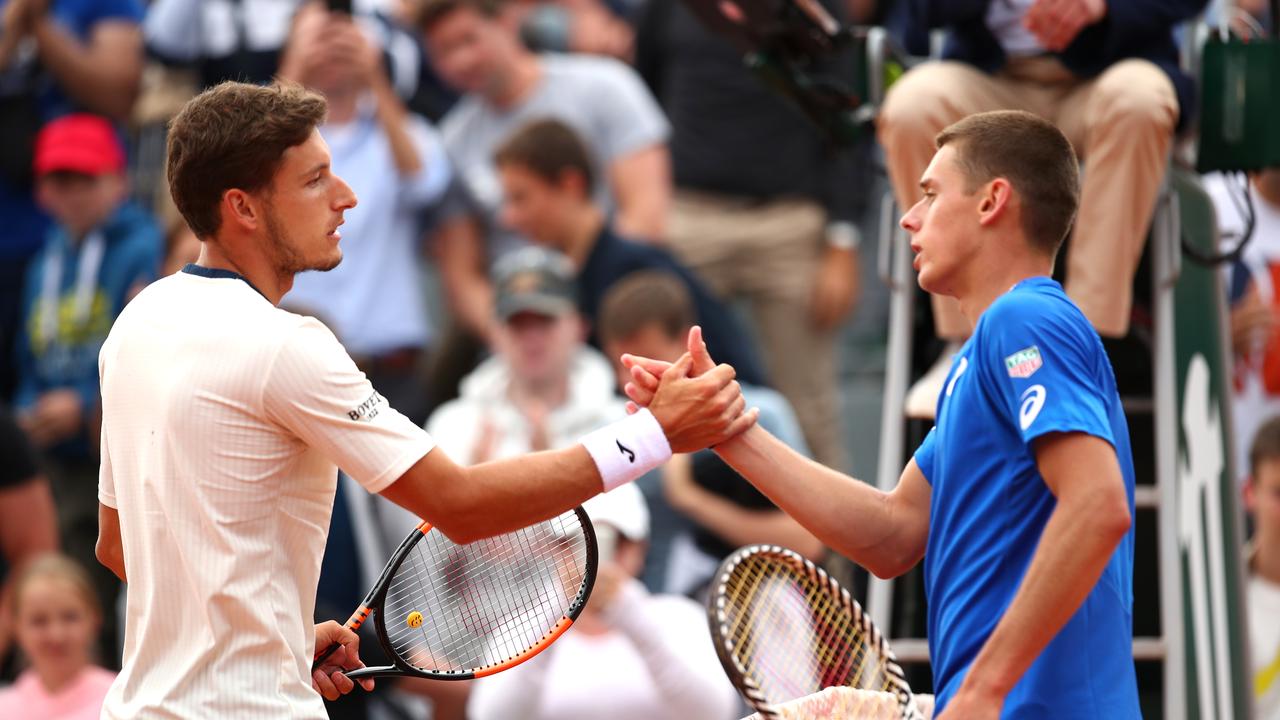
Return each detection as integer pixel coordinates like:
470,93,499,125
945,356,968,398
1020,385,1046,430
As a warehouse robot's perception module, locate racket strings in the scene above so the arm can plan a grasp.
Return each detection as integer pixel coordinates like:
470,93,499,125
381,511,589,674
724,558,893,704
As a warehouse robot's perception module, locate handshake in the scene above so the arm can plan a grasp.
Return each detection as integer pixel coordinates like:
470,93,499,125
620,326,759,454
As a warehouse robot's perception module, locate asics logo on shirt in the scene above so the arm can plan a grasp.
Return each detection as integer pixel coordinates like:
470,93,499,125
1020,385,1046,430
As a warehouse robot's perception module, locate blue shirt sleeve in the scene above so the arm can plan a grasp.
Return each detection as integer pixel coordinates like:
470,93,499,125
983,294,1114,449
913,427,937,484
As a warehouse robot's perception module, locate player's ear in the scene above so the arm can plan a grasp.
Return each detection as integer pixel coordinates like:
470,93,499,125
222,188,261,233
977,177,1013,227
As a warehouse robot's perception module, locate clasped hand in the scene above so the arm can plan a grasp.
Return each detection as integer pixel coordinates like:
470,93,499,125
622,326,758,451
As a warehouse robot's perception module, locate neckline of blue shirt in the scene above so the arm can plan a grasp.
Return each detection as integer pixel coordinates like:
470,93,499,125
181,263,268,301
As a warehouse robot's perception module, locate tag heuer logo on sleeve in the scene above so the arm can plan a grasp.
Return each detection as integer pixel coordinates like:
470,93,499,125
1005,346,1043,378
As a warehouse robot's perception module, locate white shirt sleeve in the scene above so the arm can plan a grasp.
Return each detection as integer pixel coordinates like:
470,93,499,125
262,318,435,493
98,421,116,508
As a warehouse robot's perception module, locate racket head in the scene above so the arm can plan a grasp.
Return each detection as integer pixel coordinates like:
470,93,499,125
707,545,919,719
355,506,597,681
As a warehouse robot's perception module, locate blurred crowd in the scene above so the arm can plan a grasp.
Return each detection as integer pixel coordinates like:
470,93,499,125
0,0,1277,718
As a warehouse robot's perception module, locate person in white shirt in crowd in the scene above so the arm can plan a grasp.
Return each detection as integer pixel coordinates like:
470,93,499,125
277,1,451,423
1206,168,1280,485
1245,416,1280,719
93,80,754,719
408,0,671,395
426,247,628,462
467,482,741,720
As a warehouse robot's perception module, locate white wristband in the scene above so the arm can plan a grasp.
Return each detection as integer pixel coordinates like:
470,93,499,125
581,409,673,492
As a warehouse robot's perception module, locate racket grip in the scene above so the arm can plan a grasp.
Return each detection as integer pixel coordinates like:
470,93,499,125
312,641,343,671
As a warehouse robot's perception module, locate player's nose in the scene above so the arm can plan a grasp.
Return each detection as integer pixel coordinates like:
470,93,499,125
333,174,357,211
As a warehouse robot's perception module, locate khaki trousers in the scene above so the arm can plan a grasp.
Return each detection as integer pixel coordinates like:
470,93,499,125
668,190,846,471
878,57,1179,338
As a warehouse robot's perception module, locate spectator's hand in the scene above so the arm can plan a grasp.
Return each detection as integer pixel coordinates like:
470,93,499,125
331,17,383,90
1024,0,1106,52
810,246,860,331
20,389,83,448
312,621,375,700
279,3,330,85
1231,283,1275,359
520,398,552,452
470,413,500,465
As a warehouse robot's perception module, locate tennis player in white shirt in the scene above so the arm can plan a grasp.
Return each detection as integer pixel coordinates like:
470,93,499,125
93,80,756,719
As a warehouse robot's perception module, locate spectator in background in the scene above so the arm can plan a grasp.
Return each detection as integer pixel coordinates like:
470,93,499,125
0,553,114,720
1245,417,1280,719
0,407,57,678
0,0,143,402
1209,168,1280,486
426,247,625,463
410,0,670,391
14,114,160,665
494,118,768,386
878,0,1204,417
635,0,862,470
276,2,452,424
597,271,821,594
142,0,429,99
468,481,741,720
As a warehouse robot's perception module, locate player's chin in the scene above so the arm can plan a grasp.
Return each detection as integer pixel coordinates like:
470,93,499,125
312,248,343,273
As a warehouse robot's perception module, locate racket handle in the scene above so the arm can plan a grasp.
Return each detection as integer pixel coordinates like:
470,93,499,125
312,640,343,671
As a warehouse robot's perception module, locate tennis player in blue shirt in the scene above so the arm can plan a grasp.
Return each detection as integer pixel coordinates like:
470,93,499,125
622,109,1139,718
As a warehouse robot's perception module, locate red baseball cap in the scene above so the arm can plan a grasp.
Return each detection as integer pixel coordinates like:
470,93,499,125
33,113,126,177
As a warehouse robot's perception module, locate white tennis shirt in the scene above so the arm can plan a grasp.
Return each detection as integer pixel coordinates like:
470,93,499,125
98,268,435,718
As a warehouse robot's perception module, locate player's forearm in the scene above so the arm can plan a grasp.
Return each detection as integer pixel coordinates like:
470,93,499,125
714,425,903,574
959,491,1130,700
389,446,600,544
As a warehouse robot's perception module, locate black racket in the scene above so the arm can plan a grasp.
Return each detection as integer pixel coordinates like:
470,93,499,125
314,507,597,681
708,545,922,719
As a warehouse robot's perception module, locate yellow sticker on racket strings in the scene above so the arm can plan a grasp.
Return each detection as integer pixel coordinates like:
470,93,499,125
406,611,424,628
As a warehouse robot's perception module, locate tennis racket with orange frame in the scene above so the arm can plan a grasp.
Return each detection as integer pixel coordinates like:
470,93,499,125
314,507,597,681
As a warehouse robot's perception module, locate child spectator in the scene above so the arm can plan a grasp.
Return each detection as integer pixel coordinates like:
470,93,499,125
14,113,161,663
0,553,115,719
1247,417,1280,719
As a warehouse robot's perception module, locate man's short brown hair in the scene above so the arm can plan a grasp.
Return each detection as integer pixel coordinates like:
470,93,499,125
597,271,695,346
1250,416,1280,482
413,0,506,32
166,81,327,239
936,110,1080,257
494,118,596,196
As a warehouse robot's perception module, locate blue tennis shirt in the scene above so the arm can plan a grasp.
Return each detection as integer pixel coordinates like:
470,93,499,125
913,277,1140,717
